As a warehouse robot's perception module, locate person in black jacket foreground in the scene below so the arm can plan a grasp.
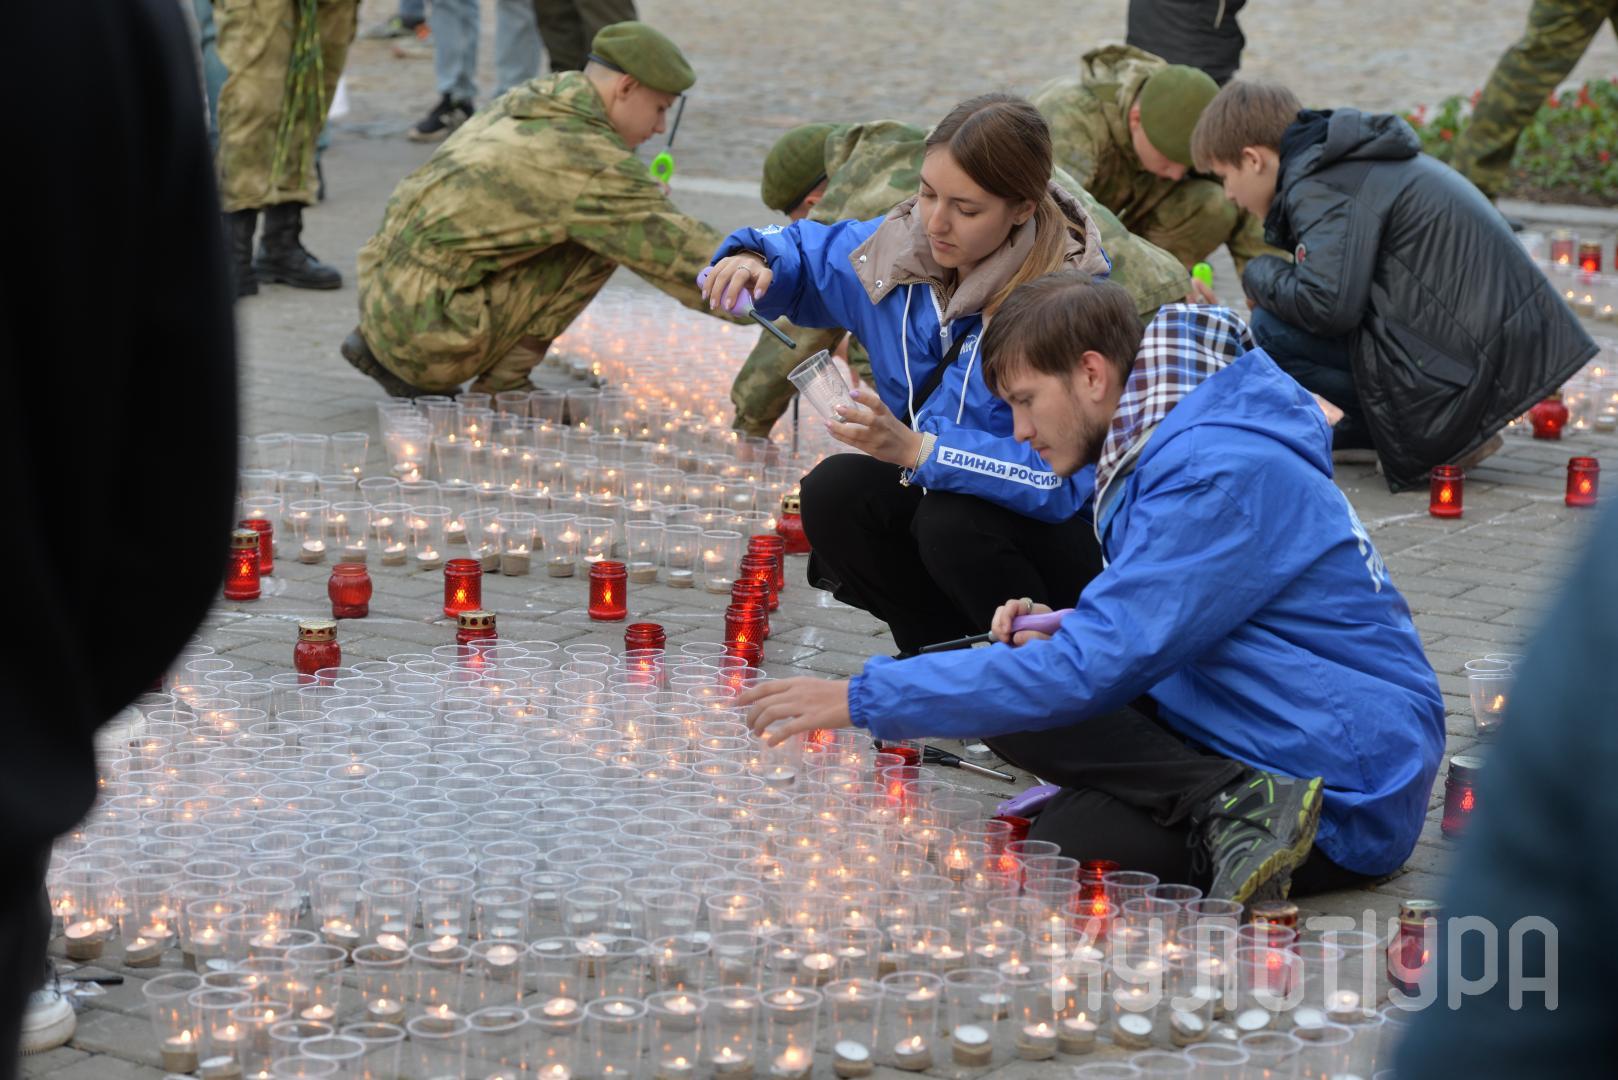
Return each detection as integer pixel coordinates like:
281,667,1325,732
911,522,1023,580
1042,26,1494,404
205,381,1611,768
1188,81,1595,491
1397,503,1618,1078
1,2,238,1072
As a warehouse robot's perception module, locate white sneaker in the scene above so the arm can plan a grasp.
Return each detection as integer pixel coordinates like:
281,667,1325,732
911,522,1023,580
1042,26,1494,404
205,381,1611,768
20,988,75,1055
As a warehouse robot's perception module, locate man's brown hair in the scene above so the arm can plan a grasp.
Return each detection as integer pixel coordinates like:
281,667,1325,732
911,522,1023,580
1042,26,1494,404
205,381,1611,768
981,273,1144,397
1189,81,1303,172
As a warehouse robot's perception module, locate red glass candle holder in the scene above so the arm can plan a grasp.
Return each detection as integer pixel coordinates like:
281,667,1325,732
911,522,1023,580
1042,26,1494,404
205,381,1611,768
739,554,780,611
724,601,767,649
748,534,787,593
1387,899,1441,998
327,562,372,619
878,741,922,768
456,610,498,645
725,639,763,668
294,619,340,676
730,579,772,637
1529,394,1568,439
1440,753,1484,839
1549,233,1574,266
442,558,482,618
624,621,666,652
224,529,262,601
588,560,628,621
239,517,273,576
1428,465,1463,518
1566,456,1600,506
1578,240,1602,274
776,492,810,556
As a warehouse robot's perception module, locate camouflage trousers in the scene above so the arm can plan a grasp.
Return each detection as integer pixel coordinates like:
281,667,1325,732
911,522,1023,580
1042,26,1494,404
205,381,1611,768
357,238,616,393
1120,177,1277,274
1451,0,1618,198
531,0,638,73
730,322,874,438
215,0,357,212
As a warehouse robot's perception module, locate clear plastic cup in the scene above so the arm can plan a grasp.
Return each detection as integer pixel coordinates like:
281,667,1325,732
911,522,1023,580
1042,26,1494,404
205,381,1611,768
787,350,857,421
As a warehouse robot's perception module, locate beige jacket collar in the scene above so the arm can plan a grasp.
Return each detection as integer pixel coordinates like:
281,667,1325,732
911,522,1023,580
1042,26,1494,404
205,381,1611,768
848,181,1110,324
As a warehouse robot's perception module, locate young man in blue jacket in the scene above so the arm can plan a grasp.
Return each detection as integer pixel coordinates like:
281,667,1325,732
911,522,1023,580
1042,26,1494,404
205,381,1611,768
742,275,1445,902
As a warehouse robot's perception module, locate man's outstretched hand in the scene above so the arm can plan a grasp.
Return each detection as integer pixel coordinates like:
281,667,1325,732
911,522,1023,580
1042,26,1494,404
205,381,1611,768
739,677,853,746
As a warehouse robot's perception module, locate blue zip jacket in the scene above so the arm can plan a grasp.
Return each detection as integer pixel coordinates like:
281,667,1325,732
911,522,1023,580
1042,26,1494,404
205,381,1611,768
712,214,1101,521
846,346,1445,876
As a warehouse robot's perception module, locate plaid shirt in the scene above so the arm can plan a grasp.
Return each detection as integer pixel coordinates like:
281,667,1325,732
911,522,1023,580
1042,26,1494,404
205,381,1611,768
1094,304,1256,496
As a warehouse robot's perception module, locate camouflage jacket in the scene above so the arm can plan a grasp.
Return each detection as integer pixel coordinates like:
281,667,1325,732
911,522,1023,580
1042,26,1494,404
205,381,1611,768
366,72,722,311
1034,44,1171,223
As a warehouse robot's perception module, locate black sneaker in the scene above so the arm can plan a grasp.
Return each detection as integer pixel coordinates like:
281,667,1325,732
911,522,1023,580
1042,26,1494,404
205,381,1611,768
1193,770,1324,905
408,94,472,143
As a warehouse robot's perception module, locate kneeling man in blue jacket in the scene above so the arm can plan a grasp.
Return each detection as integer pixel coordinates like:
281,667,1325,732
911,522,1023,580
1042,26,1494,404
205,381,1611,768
743,275,1445,903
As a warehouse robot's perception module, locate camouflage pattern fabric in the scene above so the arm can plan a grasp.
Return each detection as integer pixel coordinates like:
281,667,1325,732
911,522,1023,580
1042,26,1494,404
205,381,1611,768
1033,43,1282,272
356,71,728,394
215,0,357,212
1450,0,1618,198
730,120,1191,437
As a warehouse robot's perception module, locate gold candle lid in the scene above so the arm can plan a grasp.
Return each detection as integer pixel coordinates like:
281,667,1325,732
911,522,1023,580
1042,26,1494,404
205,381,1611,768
1398,899,1441,923
297,619,338,642
1248,900,1298,926
231,529,261,550
458,610,497,630
781,492,802,514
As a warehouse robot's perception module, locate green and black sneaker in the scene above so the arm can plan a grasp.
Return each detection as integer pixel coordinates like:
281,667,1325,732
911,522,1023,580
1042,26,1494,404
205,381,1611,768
1193,770,1324,906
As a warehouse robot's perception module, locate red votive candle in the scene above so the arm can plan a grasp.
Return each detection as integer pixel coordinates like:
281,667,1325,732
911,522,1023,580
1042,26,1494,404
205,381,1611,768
294,619,340,676
1529,394,1569,439
1578,240,1602,274
1441,754,1484,839
456,609,498,645
1428,465,1463,518
1566,456,1600,506
224,529,262,601
1387,899,1441,997
879,742,922,768
748,534,787,593
239,517,274,576
739,553,779,611
1549,234,1574,266
588,560,628,621
725,601,767,648
442,558,482,618
776,492,810,556
725,638,763,668
624,621,666,652
327,563,372,619
730,580,771,637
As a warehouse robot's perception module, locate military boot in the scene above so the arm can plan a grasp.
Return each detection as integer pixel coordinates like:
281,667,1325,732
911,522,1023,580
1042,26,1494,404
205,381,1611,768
255,203,342,290
227,209,259,298
341,328,434,399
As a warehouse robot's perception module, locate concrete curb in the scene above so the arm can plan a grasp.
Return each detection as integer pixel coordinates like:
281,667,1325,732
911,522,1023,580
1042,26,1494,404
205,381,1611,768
1498,198,1618,231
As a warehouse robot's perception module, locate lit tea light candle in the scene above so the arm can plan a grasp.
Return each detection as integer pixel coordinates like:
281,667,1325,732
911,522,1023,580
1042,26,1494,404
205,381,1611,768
602,1000,637,1018
375,932,409,953
710,1045,752,1078
655,1055,695,1080
540,996,580,1020
892,1034,932,1072
951,1023,993,1066
501,546,531,576
301,1003,336,1023
382,541,407,566
427,933,459,955
770,1045,812,1080
299,539,327,564
798,951,836,984
1015,1020,1056,1061
414,546,443,570
322,920,358,950
535,1066,571,1080
1058,1012,1097,1054
366,997,405,1025
446,520,467,544
199,1053,244,1080
832,1040,871,1079
161,1030,199,1073
485,943,521,971
1326,988,1364,1023
64,919,104,961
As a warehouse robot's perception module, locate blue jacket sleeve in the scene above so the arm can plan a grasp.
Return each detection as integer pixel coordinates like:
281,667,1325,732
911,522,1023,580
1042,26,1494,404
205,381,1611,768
711,219,880,338
846,470,1289,741
911,417,1095,522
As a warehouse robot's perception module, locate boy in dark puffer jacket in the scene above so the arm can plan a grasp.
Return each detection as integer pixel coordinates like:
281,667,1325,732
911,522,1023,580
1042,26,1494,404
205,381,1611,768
1189,81,1594,491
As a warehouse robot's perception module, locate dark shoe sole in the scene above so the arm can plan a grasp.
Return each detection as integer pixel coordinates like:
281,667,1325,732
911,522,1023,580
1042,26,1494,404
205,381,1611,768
255,267,342,290
341,330,430,398
1216,776,1325,906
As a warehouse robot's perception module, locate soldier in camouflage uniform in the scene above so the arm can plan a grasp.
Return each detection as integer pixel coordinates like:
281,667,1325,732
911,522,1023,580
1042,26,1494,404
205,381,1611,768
1033,44,1282,275
1450,0,1618,199
342,22,727,397
216,0,357,296
729,120,1191,437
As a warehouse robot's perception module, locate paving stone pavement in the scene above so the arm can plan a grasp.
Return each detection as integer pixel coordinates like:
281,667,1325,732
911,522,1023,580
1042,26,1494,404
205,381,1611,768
21,4,1618,1074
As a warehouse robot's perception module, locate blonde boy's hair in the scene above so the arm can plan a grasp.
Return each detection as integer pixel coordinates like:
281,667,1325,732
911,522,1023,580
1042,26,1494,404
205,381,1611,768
1190,81,1303,171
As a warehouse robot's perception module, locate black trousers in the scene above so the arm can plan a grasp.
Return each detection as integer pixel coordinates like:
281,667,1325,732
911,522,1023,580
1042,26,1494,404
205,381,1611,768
994,709,1372,897
799,453,1102,656
2,846,51,1080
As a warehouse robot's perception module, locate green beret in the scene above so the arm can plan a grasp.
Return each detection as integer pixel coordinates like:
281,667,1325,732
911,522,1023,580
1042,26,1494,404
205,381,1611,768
761,124,838,212
589,21,695,95
1137,64,1220,167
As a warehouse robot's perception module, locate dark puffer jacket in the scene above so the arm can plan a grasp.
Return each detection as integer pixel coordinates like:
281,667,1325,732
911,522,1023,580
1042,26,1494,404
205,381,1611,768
1244,109,1596,492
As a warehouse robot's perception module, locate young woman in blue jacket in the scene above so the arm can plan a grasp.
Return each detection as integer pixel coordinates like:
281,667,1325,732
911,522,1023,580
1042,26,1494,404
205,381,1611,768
702,94,1115,656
